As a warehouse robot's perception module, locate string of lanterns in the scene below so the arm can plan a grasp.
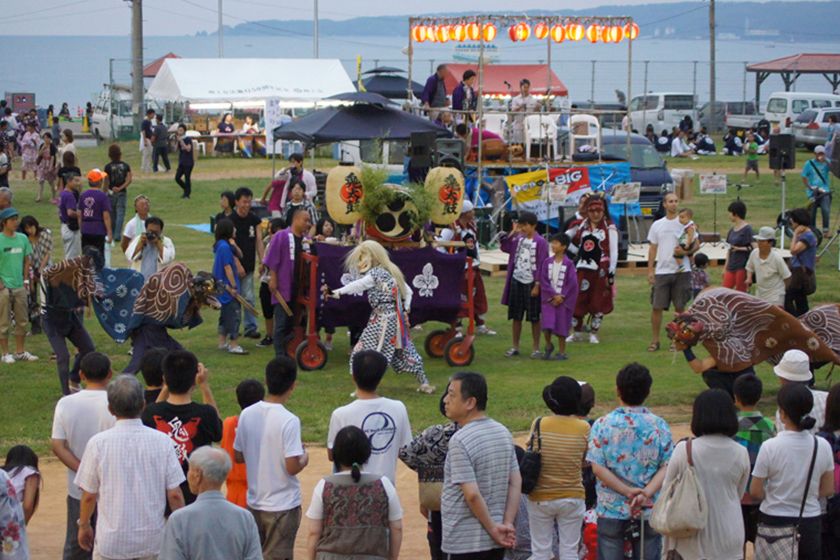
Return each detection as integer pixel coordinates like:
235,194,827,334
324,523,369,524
410,19,639,44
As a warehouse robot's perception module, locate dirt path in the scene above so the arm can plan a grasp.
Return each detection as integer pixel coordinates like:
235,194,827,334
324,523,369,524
28,427,694,558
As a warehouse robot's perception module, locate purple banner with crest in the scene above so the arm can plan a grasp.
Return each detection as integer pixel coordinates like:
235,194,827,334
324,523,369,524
316,243,466,329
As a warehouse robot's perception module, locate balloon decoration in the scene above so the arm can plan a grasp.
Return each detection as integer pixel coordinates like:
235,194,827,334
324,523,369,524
410,18,636,44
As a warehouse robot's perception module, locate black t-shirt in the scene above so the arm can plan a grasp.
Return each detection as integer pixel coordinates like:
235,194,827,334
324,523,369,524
57,165,81,186
104,161,131,191
178,137,194,167
144,388,162,405
141,400,222,504
153,123,169,148
229,211,261,273
141,118,153,139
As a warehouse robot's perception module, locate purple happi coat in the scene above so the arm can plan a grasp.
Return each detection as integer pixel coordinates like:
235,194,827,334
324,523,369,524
539,254,579,336
500,231,549,306
263,228,297,304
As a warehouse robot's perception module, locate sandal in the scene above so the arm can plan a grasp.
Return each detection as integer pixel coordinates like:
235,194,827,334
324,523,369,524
647,341,660,352
542,343,555,360
530,350,543,359
417,384,436,394
504,348,519,358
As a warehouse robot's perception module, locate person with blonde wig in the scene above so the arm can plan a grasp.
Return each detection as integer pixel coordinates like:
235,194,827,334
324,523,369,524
323,240,434,393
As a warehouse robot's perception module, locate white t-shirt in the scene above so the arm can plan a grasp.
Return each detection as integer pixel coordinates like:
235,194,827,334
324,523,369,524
233,401,305,512
327,397,412,484
647,215,692,274
305,472,403,521
50,390,115,499
512,238,536,284
752,430,833,518
745,248,791,306
122,213,148,241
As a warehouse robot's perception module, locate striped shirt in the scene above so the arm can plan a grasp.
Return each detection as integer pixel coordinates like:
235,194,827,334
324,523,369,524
75,419,185,559
528,415,590,502
441,416,519,555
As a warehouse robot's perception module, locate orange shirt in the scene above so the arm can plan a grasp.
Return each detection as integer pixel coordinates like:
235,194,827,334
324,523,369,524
221,415,248,508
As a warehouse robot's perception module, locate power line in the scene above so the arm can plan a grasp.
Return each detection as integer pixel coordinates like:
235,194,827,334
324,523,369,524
227,0,357,19
0,4,125,26
2,0,94,21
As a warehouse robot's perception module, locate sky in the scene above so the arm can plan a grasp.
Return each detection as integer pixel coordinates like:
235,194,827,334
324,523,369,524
0,0,799,36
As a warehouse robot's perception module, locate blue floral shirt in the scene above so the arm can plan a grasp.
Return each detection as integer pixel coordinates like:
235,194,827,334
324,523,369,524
587,406,673,520
0,469,28,560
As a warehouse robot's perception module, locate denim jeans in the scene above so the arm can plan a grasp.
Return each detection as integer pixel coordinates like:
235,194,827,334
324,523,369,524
219,299,242,339
240,272,258,335
597,517,662,560
109,190,127,241
811,193,832,231
43,310,95,395
65,495,96,560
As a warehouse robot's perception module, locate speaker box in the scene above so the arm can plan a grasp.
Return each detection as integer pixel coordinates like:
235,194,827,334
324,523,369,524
769,134,796,170
435,138,464,171
409,132,437,169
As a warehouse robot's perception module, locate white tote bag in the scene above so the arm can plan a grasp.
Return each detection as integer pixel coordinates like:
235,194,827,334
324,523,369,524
650,438,708,539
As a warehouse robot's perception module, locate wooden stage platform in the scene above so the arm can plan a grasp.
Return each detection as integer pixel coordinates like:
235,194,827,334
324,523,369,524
478,243,791,277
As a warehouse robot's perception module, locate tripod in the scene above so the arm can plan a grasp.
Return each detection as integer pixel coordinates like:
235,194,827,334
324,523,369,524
817,205,840,271
733,183,751,201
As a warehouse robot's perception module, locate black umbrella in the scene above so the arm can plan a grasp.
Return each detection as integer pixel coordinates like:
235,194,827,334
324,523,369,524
362,66,405,74
361,74,424,100
272,103,451,146
325,91,392,106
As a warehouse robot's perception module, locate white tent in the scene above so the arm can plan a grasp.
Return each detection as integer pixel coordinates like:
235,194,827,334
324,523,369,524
147,58,355,108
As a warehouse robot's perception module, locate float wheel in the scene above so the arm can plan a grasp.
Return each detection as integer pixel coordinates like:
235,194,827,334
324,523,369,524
424,329,454,358
444,337,475,367
285,330,306,357
296,340,328,371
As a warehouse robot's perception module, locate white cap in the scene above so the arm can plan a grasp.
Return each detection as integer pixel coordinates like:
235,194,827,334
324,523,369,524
773,349,812,382
815,145,826,154
461,200,474,214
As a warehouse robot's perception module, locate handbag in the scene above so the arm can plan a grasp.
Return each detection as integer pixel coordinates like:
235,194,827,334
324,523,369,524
520,417,542,495
650,438,708,539
754,436,818,560
789,266,816,296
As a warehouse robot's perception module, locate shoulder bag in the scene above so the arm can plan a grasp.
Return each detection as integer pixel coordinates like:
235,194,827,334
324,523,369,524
650,438,708,538
754,436,819,560
520,417,542,495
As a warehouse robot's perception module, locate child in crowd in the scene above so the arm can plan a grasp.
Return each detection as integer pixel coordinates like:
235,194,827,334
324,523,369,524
500,211,549,358
283,180,318,229
733,374,776,546
314,217,338,349
213,219,246,355
677,208,697,254
220,378,265,508
257,218,285,349
577,382,598,560
260,175,287,218
691,252,710,298
215,190,236,226
744,132,760,179
538,233,579,361
2,445,40,524
138,347,167,404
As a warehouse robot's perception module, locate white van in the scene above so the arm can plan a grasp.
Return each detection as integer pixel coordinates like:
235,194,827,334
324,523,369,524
629,92,697,134
764,91,840,132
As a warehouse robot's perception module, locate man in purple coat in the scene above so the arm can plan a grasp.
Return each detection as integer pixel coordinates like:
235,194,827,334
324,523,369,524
421,65,449,121
451,69,477,124
500,210,548,359
263,208,312,358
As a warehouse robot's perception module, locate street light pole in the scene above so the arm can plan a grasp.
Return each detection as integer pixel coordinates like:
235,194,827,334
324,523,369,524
129,0,144,134
709,0,717,131
218,0,224,57
313,0,319,58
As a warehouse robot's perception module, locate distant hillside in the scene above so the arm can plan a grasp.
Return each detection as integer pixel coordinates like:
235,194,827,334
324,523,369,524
214,1,840,43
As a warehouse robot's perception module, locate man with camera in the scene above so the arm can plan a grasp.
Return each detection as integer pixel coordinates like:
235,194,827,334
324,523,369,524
801,145,832,235
124,216,175,281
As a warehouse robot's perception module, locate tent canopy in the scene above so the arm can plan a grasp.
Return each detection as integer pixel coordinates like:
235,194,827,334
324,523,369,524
146,58,354,104
747,53,840,105
361,74,424,99
272,102,451,146
143,52,179,78
441,63,568,97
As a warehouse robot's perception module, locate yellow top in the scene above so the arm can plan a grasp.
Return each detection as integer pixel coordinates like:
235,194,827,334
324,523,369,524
527,415,590,502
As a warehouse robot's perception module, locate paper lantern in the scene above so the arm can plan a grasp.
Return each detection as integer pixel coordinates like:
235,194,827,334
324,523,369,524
436,25,451,43
516,22,530,41
425,25,437,42
451,23,466,41
534,22,549,40
624,22,640,40
550,24,565,43
466,22,480,41
566,22,585,41
412,26,427,43
482,23,497,41
508,25,519,42
604,25,624,43
586,24,602,43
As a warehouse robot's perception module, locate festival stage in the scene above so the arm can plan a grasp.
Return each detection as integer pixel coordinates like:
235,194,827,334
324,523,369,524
479,243,792,276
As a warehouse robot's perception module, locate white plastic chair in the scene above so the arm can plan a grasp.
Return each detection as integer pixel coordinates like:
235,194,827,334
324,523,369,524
184,130,206,156
525,114,559,161
570,114,601,155
482,114,507,137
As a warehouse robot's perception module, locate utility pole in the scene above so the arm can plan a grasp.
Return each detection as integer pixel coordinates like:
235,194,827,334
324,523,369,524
709,0,717,131
218,0,224,57
130,0,144,134
313,0,319,58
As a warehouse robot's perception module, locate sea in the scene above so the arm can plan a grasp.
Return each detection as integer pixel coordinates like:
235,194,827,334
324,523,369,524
5,34,840,109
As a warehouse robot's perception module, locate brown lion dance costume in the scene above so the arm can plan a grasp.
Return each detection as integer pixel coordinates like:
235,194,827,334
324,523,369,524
121,263,221,374
766,304,840,371
667,287,840,372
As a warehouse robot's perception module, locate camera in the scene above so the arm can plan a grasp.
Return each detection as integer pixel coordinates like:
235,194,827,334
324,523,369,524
145,231,159,242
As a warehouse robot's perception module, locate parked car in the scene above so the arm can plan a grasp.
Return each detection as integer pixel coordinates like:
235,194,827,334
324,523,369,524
600,129,673,213
571,102,626,130
628,92,697,134
764,91,840,132
700,101,757,130
792,107,840,149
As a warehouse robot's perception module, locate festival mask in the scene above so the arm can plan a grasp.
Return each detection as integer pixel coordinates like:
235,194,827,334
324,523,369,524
666,314,705,347
191,272,222,310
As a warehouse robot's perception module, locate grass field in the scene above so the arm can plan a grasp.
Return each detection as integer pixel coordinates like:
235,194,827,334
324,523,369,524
1,141,838,456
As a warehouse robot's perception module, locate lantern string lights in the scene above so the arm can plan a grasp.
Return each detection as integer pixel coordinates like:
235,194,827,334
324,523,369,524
409,16,638,44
